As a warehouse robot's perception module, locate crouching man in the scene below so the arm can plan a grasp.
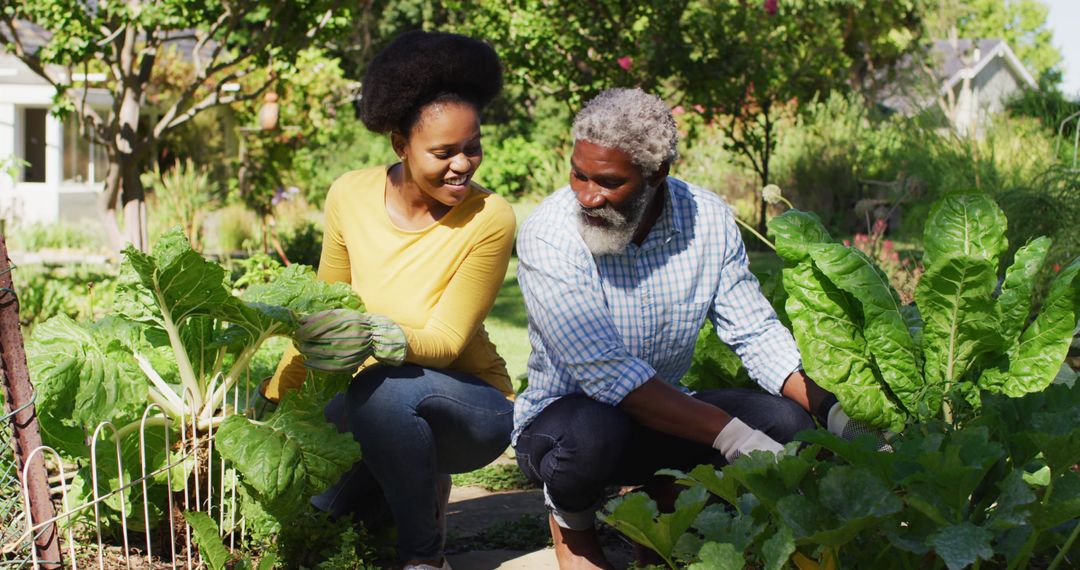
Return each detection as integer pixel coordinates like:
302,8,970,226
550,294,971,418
512,88,876,569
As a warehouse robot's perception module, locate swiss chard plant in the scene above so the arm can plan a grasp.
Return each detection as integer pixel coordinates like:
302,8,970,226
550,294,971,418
601,382,1080,569
27,229,361,530
767,191,1080,430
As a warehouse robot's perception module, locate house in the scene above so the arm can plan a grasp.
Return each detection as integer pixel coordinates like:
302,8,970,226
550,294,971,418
0,23,110,228
880,39,1038,135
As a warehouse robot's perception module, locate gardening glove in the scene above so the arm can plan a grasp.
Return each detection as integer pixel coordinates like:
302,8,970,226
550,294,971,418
295,309,407,372
250,378,278,420
712,417,784,463
826,403,892,452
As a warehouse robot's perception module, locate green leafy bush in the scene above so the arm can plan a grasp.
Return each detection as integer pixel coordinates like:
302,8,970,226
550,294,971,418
26,230,362,530
144,160,218,252
769,191,1080,431
474,133,568,198
8,221,106,252
602,382,1080,569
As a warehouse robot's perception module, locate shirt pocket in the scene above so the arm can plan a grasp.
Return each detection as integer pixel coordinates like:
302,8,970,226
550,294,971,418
662,301,710,360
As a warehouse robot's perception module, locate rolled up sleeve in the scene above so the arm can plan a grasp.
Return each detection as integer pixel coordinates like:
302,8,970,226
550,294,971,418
710,212,801,394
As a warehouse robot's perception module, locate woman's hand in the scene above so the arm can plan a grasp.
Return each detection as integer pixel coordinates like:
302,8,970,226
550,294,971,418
295,309,407,372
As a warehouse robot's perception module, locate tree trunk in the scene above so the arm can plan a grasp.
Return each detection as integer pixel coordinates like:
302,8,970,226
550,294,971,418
97,159,124,252
121,157,148,251
96,154,148,253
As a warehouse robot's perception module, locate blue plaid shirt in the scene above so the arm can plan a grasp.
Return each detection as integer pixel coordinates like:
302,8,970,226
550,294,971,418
512,177,802,443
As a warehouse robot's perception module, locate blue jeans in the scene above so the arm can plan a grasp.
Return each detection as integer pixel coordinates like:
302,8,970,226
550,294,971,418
311,364,513,561
514,389,815,516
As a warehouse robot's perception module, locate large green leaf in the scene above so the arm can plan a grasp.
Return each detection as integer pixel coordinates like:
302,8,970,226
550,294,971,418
600,485,709,568
926,523,994,570
923,191,1008,268
687,542,745,570
183,511,232,570
27,315,147,435
215,388,361,518
118,228,234,326
916,256,1001,415
241,263,362,313
767,210,832,263
681,326,751,391
995,237,1051,346
980,257,1080,397
809,243,922,415
783,262,906,431
777,465,902,547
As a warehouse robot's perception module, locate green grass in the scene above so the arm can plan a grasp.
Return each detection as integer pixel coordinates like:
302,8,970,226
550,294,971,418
451,463,536,492
485,257,531,391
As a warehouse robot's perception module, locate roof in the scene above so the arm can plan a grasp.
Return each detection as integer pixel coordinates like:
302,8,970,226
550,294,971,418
931,38,1038,93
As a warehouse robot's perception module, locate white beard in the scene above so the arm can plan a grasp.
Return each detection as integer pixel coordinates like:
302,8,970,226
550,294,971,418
575,184,656,256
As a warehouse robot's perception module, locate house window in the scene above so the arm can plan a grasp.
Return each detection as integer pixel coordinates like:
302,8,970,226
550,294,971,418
22,107,47,183
63,114,107,183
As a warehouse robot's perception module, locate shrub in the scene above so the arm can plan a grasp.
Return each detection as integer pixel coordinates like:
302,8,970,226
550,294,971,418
143,158,218,251
8,221,106,252
212,203,261,256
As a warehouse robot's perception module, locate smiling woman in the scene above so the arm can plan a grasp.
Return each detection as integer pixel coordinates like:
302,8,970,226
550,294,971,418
259,31,516,570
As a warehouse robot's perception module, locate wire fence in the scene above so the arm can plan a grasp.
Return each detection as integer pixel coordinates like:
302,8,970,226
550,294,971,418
3,387,246,570
2,394,34,568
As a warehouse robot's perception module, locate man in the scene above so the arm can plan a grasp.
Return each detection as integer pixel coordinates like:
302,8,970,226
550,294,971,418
513,88,876,569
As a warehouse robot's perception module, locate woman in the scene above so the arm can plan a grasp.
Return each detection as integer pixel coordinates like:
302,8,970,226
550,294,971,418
261,31,515,570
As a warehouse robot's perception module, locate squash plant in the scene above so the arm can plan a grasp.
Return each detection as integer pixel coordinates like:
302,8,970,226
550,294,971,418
767,191,1080,431
26,229,361,529
602,382,1080,569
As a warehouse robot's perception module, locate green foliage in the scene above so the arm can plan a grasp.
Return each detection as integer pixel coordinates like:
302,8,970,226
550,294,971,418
450,514,552,552
473,133,568,198
768,192,1080,429
25,230,362,528
451,463,536,492
680,326,752,392
8,222,106,252
144,159,219,252
286,112,396,206
14,264,116,334
605,383,1080,568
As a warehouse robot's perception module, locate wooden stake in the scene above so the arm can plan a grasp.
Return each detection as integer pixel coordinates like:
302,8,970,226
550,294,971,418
0,233,62,568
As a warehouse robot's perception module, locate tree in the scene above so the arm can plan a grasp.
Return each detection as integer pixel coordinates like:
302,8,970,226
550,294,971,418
465,1,927,235
929,0,1062,81
0,0,350,251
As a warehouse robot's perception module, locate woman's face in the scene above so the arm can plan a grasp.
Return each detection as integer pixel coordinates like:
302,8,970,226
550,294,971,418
393,101,483,208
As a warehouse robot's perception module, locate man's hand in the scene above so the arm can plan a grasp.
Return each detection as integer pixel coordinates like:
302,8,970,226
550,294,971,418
295,309,407,372
712,417,784,462
826,403,892,452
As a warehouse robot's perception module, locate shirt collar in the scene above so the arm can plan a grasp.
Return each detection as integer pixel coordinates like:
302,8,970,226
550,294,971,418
640,178,684,250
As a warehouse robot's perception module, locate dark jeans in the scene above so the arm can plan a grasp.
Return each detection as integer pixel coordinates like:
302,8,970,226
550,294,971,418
311,364,513,561
514,389,815,515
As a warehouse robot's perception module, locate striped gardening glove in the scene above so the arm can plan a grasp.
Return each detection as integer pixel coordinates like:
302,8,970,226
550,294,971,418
826,403,893,452
295,309,407,373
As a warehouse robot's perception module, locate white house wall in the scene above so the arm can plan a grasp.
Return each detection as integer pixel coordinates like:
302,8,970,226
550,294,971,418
974,55,1021,116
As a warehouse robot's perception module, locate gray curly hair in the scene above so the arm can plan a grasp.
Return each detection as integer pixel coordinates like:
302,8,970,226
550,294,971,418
572,88,679,176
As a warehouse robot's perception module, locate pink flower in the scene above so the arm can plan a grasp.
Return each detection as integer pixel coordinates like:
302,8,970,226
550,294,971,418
873,219,887,234
672,105,686,115
617,56,633,71
693,104,706,114
763,0,778,16
882,240,893,253
843,239,852,247
1054,263,1062,273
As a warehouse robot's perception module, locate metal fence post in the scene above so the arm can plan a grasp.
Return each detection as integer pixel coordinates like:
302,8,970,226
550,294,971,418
0,233,62,568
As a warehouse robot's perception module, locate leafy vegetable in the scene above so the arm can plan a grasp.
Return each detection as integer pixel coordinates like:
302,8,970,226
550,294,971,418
27,229,363,528
767,191,1080,427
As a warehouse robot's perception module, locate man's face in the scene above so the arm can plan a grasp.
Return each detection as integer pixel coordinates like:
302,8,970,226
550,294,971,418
569,140,656,255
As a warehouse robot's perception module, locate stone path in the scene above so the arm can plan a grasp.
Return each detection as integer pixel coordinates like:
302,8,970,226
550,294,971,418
444,471,635,570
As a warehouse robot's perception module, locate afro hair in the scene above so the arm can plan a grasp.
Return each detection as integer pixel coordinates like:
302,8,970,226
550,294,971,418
359,31,503,135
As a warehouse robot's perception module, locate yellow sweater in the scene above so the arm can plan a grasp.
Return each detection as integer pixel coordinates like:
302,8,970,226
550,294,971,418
264,165,516,399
